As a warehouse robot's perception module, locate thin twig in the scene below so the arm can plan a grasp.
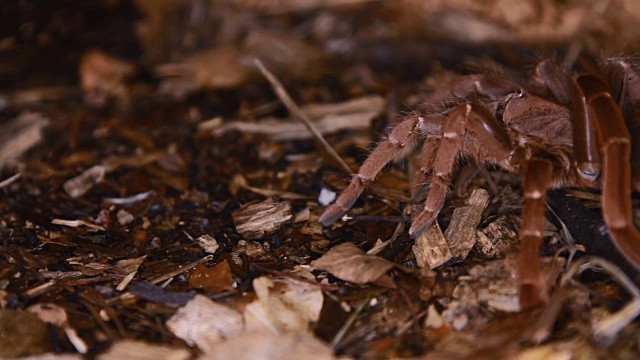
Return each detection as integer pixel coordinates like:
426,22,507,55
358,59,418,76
560,256,640,345
254,58,353,174
0,172,21,189
527,287,568,344
330,295,371,349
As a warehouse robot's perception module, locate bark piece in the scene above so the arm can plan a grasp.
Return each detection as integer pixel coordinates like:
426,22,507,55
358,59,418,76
232,199,293,239
195,234,220,254
413,221,452,269
444,188,490,261
0,112,49,170
475,215,519,258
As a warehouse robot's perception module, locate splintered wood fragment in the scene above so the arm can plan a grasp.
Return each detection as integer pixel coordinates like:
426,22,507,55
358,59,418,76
64,152,165,198
63,165,112,198
23,280,58,299
254,58,352,174
214,109,378,141
444,188,490,260
0,112,49,170
468,259,520,313
195,234,220,254
232,199,293,239
475,215,519,258
51,218,106,231
412,221,452,269
213,95,384,141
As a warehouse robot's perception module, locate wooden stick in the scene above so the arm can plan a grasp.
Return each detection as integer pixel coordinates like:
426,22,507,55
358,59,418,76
254,58,352,174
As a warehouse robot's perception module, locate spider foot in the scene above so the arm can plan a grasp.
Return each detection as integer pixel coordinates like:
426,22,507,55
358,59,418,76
318,203,347,227
409,209,438,237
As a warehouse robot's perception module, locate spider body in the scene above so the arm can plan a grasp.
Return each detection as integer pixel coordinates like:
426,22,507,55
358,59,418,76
319,57,640,308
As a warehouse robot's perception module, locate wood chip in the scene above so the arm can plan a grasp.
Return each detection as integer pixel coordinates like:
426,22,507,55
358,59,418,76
166,295,244,352
444,188,490,261
475,215,519,258
62,164,112,198
195,234,220,254
213,96,384,141
0,112,49,170
232,199,293,239
413,222,452,269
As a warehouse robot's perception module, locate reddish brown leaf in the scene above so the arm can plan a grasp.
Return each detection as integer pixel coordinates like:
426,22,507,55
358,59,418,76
189,261,235,293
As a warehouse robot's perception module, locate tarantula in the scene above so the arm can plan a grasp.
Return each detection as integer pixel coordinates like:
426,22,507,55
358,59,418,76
319,57,640,308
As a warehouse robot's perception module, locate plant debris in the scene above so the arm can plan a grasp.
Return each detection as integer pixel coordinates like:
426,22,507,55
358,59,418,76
2,1,640,359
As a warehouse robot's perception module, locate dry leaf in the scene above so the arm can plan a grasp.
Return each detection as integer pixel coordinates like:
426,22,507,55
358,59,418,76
310,242,395,284
198,331,335,360
79,50,135,105
243,30,329,81
155,45,251,96
166,295,244,352
0,310,51,358
244,274,323,333
98,340,190,360
188,261,235,293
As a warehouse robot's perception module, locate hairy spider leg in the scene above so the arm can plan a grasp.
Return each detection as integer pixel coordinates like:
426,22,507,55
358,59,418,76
410,136,440,202
526,58,572,105
571,72,603,185
518,158,554,308
575,74,640,270
526,58,603,185
605,57,640,191
409,103,512,236
319,116,422,226
321,73,518,227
